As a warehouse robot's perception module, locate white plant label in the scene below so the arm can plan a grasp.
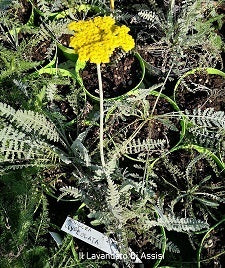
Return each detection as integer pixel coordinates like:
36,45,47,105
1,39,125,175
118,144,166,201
61,216,142,263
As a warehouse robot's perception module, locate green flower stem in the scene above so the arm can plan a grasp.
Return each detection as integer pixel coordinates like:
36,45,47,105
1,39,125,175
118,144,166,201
110,0,115,11
97,63,106,167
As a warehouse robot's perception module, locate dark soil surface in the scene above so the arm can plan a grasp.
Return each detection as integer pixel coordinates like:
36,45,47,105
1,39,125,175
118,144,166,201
31,39,52,61
81,53,143,98
59,34,73,47
15,0,32,24
175,71,225,112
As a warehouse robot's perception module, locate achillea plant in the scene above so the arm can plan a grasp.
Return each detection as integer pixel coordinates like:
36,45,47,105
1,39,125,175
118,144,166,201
68,16,135,167
68,16,134,63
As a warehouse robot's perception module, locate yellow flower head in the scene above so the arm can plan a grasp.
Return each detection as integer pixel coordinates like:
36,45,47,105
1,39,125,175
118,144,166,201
68,16,135,64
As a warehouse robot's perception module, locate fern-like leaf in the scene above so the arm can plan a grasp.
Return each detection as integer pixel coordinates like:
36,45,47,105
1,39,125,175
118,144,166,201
107,178,120,209
71,131,91,166
138,10,158,22
189,126,222,148
0,125,59,163
125,138,166,154
58,186,81,200
185,108,225,129
45,83,58,102
0,102,60,142
156,213,209,232
150,233,180,253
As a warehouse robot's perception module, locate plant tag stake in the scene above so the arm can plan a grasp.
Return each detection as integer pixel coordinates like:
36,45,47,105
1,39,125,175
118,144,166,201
61,216,142,263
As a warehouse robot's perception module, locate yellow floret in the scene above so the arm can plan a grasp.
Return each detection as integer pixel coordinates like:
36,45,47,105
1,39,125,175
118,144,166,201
68,16,135,64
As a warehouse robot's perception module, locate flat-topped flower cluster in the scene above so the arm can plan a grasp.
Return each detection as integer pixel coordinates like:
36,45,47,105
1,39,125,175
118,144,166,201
68,16,135,64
